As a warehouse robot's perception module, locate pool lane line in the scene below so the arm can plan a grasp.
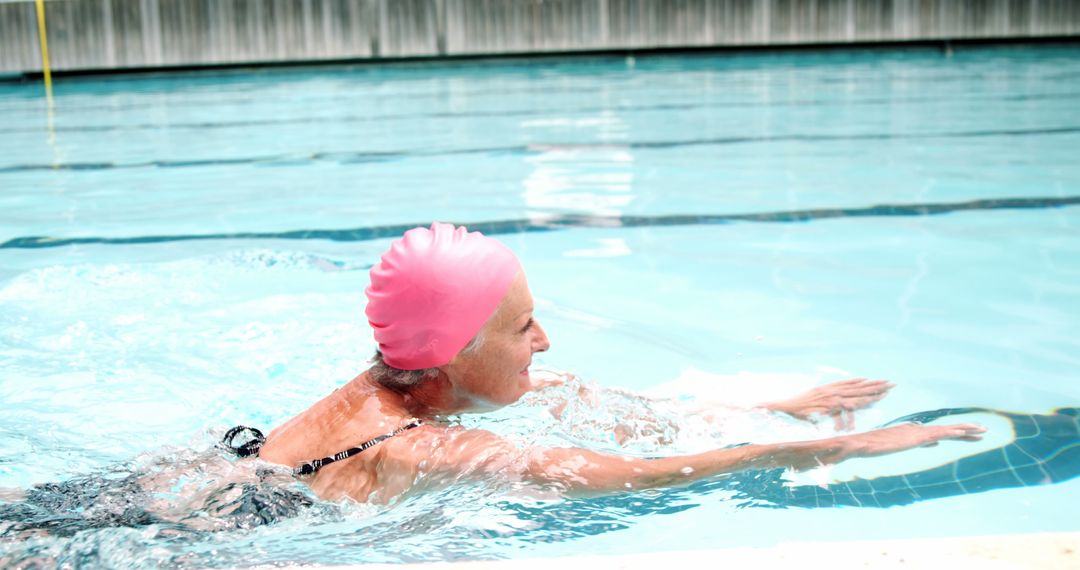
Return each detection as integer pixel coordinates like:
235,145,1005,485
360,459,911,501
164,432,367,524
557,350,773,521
2,126,1079,173
3,91,1078,135
2,195,1078,250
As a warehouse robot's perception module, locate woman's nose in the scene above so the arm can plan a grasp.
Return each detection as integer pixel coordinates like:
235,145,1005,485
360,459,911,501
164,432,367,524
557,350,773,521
532,322,551,353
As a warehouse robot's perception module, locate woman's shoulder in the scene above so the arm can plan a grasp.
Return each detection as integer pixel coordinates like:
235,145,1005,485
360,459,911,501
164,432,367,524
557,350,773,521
379,422,523,477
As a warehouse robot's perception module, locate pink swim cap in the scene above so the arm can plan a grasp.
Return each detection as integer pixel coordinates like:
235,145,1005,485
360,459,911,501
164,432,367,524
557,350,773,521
365,223,520,370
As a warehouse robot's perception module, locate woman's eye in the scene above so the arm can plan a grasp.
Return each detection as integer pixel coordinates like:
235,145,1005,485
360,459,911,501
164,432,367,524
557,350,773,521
521,318,534,333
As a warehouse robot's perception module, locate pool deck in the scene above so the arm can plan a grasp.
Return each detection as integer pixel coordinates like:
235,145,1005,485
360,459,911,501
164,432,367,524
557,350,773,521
306,532,1079,570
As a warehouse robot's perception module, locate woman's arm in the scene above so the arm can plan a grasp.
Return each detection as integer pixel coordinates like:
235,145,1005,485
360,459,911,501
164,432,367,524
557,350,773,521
421,421,986,495
533,375,895,436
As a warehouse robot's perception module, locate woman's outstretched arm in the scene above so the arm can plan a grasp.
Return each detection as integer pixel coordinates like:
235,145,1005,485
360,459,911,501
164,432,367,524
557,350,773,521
414,421,986,495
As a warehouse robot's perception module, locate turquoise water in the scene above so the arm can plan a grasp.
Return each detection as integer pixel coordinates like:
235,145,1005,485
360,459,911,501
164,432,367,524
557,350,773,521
1,46,1079,567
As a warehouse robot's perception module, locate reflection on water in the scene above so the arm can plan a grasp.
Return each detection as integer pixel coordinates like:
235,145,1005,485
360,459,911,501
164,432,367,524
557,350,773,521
522,111,635,220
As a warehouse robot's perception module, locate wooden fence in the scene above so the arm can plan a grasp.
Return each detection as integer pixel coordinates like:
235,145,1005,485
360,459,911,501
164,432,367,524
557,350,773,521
2,0,1079,73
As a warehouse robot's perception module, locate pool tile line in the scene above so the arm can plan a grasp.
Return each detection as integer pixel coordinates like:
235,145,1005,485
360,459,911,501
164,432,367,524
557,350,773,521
2,195,1078,250
2,126,1079,173
3,91,1079,135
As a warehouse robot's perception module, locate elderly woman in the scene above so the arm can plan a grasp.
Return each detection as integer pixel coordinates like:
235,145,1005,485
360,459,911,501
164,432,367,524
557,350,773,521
249,223,986,503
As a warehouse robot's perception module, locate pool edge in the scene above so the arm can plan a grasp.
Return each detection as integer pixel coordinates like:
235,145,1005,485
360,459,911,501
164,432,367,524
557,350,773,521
275,532,1079,569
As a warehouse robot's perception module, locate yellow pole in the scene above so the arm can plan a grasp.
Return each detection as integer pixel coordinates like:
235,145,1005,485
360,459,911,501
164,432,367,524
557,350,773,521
33,0,56,153
34,0,53,106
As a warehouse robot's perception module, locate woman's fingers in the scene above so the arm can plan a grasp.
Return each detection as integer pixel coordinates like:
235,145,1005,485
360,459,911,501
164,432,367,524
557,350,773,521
944,424,987,438
859,423,989,456
830,378,886,386
782,379,895,425
924,424,987,444
830,408,858,431
827,393,887,413
836,380,893,397
853,393,888,407
942,423,986,433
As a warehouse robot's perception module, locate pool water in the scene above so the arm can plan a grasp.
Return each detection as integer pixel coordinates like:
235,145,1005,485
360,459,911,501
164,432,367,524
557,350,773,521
1,46,1079,567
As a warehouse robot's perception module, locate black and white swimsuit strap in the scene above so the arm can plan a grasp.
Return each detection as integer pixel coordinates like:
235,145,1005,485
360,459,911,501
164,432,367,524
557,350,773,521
221,420,424,477
292,419,424,476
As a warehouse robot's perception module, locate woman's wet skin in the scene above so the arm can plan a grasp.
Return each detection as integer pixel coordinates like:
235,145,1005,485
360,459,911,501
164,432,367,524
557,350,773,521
255,268,985,503
437,272,551,412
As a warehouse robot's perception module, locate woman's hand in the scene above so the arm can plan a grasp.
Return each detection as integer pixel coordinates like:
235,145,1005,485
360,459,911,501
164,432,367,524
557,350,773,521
764,378,894,430
850,421,987,455
770,421,988,471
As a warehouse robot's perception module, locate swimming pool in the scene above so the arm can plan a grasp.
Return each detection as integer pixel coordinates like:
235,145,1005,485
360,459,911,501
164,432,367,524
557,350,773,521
1,45,1078,567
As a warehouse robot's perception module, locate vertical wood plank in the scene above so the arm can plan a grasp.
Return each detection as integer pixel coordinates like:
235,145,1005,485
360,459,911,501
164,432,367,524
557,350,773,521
2,0,1080,73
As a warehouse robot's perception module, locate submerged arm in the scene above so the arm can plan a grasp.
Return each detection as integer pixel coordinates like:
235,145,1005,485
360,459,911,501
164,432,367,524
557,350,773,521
427,422,986,495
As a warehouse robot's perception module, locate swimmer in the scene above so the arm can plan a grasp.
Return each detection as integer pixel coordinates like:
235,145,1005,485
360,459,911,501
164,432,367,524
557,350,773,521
239,223,988,503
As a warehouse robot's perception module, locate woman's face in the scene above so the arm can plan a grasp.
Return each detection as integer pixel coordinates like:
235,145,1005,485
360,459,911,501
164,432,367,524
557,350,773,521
440,272,550,411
